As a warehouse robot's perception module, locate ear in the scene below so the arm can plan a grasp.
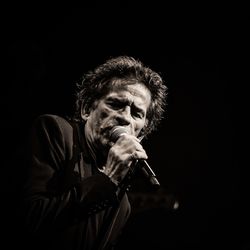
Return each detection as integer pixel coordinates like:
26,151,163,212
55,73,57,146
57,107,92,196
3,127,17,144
80,104,90,121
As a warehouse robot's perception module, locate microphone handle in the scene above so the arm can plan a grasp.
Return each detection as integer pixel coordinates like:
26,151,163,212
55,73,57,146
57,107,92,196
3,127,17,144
139,160,160,188
110,126,160,190
117,159,160,201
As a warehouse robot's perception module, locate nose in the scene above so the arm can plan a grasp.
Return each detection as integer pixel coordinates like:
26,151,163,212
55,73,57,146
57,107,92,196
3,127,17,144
116,106,131,125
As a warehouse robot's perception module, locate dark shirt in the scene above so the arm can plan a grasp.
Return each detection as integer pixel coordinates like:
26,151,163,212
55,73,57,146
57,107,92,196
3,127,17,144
22,114,131,250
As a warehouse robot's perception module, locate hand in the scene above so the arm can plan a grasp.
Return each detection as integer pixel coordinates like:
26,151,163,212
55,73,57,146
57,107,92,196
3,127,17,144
102,133,148,185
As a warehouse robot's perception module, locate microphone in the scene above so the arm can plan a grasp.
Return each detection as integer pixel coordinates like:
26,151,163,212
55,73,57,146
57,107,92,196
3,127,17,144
110,126,160,189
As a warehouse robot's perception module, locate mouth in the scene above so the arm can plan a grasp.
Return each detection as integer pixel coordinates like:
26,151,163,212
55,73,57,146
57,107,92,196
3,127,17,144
100,125,115,143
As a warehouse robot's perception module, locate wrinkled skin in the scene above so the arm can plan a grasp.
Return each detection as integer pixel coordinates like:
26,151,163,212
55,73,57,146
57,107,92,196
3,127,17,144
82,82,151,185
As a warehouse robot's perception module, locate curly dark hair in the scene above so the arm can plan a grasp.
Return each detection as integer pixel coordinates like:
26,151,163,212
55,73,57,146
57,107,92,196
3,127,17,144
74,56,168,137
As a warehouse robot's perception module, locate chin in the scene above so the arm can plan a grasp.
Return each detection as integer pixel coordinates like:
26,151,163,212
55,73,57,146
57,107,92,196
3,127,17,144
98,137,110,151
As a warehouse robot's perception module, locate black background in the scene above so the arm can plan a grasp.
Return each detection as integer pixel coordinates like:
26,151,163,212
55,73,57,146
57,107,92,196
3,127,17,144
1,4,249,250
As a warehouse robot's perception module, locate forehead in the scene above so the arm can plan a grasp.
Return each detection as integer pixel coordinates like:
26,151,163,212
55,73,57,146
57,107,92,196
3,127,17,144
105,82,151,106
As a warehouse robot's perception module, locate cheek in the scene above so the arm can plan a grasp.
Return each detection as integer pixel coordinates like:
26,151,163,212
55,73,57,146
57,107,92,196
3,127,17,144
134,119,147,135
92,108,113,130
91,108,109,123
99,109,110,120
98,106,119,122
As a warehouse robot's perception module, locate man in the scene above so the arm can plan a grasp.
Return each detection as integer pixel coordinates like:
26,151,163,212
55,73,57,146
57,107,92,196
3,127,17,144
21,56,167,250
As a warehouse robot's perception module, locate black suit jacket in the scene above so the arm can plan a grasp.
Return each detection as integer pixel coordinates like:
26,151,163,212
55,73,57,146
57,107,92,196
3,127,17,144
22,114,131,250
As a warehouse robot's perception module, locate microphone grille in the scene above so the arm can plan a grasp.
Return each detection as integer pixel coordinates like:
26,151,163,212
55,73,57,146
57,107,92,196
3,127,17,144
110,126,128,142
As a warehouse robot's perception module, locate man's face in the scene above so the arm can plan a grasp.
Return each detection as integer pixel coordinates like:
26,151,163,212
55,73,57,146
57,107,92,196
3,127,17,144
82,82,151,154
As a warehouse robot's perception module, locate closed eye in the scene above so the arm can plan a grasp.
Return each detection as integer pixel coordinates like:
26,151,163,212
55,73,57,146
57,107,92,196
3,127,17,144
105,97,145,119
106,99,124,110
132,107,145,119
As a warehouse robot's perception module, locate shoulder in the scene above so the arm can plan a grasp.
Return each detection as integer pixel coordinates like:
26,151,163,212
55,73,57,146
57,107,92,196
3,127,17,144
31,114,77,151
32,114,75,138
33,114,71,128
34,114,67,123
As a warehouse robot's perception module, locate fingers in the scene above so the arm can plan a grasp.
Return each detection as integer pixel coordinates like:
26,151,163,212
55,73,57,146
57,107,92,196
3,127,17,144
115,134,145,156
110,142,147,164
129,150,148,161
117,133,141,144
104,133,148,185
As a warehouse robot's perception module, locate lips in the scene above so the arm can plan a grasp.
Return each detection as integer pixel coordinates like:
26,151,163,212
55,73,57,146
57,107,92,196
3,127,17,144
101,125,115,139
